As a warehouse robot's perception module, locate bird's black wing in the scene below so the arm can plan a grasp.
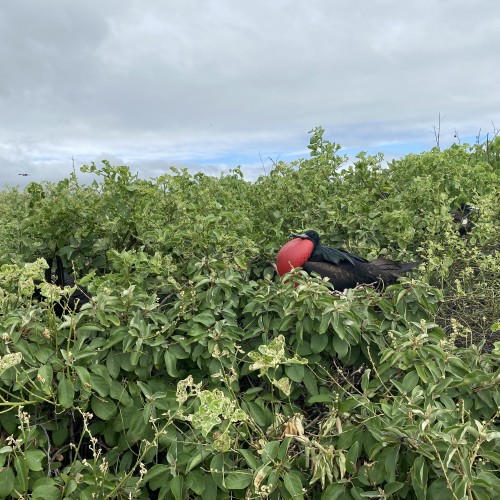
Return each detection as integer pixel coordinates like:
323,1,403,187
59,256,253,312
303,261,373,289
316,245,369,267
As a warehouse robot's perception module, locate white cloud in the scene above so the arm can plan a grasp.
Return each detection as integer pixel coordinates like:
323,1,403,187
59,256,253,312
1,0,499,187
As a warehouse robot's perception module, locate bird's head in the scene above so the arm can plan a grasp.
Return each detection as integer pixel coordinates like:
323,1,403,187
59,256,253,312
288,230,321,247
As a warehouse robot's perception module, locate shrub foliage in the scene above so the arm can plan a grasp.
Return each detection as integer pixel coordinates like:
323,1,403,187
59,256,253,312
0,129,499,499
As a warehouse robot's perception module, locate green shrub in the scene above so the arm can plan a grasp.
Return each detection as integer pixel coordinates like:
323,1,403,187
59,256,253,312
0,129,498,499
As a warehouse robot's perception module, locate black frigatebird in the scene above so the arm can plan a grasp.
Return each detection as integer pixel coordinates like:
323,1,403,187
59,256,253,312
449,203,479,236
32,256,91,317
276,230,420,290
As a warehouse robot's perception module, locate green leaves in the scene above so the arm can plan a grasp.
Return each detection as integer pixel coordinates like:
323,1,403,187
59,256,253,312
283,471,304,499
0,138,498,499
411,456,428,499
90,395,117,420
57,377,75,408
311,332,329,353
25,450,46,471
0,467,15,497
332,334,349,358
192,310,216,327
31,483,61,500
224,471,252,490
401,370,419,393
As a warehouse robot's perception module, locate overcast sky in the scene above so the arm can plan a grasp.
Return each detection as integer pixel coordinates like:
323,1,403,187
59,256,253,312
1,0,499,187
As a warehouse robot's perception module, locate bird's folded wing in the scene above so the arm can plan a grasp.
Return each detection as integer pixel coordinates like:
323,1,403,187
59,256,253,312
303,261,369,289
318,246,368,266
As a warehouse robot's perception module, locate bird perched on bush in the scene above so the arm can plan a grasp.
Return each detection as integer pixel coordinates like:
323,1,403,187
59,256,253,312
32,256,91,316
449,203,479,236
276,230,420,290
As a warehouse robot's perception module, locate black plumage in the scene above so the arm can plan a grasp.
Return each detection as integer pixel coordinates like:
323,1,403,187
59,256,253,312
303,258,420,290
287,230,420,289
32,256,91,316
290,231,369,266
449,203,479,236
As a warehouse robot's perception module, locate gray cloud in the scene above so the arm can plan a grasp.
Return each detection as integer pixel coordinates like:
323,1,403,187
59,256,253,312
1,0,499,187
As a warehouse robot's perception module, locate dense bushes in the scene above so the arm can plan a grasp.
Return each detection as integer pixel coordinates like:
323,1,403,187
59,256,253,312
0,130,498,498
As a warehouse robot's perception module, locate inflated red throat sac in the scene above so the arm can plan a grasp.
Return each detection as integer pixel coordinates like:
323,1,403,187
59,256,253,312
276,237,314,276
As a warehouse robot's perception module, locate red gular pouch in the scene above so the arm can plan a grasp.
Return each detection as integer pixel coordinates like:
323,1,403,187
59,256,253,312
276,237,315,276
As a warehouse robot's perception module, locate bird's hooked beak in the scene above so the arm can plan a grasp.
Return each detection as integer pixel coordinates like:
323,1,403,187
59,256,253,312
289,232,310,239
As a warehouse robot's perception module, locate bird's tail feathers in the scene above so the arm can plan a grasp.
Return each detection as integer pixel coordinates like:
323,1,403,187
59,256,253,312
371,258,421,274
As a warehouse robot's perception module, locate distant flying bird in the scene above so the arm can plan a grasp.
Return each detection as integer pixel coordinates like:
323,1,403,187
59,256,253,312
18,173,30,176
276,230,420,290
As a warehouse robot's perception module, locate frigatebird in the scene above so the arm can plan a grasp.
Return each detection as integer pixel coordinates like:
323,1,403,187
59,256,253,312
276,230,420,290
32,256,91,316
449,203,479,236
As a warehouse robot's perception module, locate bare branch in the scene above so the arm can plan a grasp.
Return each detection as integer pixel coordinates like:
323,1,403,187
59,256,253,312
258,151,267,176
475,128,482,145
268,154,281,168
432,113,443,150
491,121,499,139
